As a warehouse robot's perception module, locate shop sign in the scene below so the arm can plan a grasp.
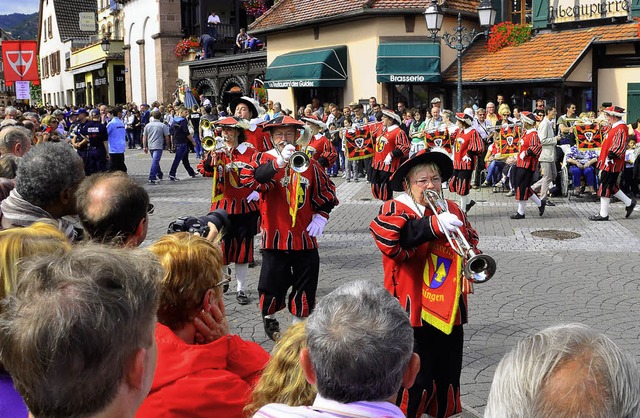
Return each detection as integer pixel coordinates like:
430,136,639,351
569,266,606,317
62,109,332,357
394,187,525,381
76,81,86,89
549,0,629,24
94,77,108,86
265,80,316,88
388,75,426,83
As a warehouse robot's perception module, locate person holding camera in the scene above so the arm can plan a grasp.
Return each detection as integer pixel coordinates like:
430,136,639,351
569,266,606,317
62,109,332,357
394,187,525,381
240,115,338,341
197,116,260,305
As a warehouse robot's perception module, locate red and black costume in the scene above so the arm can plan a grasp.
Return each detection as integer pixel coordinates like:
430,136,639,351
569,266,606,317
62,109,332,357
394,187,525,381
369,124,410,200
596,120,627,198
198,142,260,265
240,149,338,318
513,128,542,201
449,127,483,196
244,124,270,152
304,133,337,169
370,193,478,418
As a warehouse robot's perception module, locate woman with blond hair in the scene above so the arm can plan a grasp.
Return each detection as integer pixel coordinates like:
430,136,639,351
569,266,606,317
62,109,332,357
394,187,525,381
136,232,270,418
0,222,72,418
245,321,317,416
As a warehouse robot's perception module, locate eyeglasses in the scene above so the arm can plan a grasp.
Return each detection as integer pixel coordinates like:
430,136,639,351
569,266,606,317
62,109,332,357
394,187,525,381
412,177,441,186
272,132,295,139
214,277,231,288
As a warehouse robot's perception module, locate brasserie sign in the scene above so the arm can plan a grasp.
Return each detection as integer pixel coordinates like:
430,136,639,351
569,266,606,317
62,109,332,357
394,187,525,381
549,0,629,23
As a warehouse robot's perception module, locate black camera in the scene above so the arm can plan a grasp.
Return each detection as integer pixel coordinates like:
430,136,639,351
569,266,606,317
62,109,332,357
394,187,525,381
167,209,230,237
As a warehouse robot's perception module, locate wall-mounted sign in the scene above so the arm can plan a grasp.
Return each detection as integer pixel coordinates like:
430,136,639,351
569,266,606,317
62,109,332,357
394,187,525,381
15,81,30,99
79,12,96,31
76,81,86,89
94,77,108,87
549,0,629,24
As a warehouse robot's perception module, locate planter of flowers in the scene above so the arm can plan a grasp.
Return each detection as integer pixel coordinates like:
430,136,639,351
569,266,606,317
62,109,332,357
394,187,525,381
175,36,200,60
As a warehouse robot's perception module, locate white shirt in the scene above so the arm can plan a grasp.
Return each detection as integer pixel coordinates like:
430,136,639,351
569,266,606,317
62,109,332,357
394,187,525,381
207,14,220,25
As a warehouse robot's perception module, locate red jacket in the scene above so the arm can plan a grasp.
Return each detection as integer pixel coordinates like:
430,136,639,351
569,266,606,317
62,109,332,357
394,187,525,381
516,129,541,171
304,133,337,168
136,323,270,418
452,127,483,170
372,125,410,172
597,121,627,173
370,195,478,327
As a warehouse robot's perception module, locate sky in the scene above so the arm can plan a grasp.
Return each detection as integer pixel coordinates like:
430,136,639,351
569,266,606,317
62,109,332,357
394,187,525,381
0,0,40,15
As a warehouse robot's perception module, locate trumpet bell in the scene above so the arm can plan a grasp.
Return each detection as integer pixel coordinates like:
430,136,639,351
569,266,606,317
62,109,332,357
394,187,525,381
464,254,496,284
202,136,216,152
201,118,212,130
290,151,310,173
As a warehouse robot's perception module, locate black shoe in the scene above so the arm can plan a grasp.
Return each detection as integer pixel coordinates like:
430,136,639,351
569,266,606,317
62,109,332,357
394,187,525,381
465,200,476,213
510,212,525,219
263,317,280,341
539,199,547,217
588,214,609,221
236,291,250,305
626,200,636,218
545,200,556,207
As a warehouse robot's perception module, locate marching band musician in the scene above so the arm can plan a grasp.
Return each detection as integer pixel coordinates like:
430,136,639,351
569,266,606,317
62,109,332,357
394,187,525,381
589,105,637,221
240,115,338,341
449,113,483,213
370,148,481,418
231,96,269,152
300,117,338,170
198,116,260,305
369,109,410,200
509,111,546,219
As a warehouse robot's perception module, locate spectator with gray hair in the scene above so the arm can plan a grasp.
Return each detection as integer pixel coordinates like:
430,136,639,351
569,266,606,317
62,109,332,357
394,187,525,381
254,280,420,417
485,323,640,418
0,244,161,418
0,106,19,127
0,126,31,157
0,142,85,240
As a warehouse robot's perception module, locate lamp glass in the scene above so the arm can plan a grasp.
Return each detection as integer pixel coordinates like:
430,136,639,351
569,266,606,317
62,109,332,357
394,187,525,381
101,38,110,53
478,6,497,27
423,4,444,32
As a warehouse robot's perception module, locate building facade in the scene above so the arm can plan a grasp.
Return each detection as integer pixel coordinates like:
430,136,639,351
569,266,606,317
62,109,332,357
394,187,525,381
38,0,98,106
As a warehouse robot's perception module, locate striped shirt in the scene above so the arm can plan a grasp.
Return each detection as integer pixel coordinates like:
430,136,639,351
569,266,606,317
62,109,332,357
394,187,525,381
253,394,405,418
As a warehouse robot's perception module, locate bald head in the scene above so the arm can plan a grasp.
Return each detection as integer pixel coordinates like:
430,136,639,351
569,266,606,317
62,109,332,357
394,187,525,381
76,172,149,246
0,126,32,157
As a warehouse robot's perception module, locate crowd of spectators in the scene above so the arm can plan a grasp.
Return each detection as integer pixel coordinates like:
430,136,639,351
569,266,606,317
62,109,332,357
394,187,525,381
1,97,640,418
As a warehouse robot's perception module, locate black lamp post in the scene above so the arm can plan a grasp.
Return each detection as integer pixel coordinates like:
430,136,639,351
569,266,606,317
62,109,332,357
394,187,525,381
100,37,111,54
424,0,496,112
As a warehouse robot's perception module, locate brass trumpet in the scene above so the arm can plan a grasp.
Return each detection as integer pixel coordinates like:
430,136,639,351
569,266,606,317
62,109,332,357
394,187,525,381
289,151,310,173
423,190,496,283
202,136,231,155
200,118,212,130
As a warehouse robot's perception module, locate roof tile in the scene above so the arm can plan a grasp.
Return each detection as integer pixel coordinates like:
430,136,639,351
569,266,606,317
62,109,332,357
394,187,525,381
54,0,98,40
250,0,479,32
442,23,639,83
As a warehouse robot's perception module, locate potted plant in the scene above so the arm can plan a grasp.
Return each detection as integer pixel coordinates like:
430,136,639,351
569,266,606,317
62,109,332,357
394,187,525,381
174,36,201,60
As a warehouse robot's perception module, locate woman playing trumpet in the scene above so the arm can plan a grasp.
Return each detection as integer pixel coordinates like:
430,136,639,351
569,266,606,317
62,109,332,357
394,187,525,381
198,116,260,306
370,149,482,418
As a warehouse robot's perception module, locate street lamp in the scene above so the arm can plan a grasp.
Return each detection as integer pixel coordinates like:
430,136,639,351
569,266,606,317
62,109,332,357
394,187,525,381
100,37,111,54
424,0,496,112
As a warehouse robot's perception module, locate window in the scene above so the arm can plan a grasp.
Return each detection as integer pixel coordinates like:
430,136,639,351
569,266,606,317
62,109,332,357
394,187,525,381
510,0,532,24
48,16,52,38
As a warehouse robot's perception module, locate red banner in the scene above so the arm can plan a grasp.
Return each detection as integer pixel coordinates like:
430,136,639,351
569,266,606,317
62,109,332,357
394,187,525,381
574,123,602,150
424,128,452,154
344,126,374,161
2,40,39,85
497,124,520,156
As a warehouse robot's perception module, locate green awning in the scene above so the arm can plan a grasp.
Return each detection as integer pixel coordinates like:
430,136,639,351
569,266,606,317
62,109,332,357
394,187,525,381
265,46,348,89
376,42,440,83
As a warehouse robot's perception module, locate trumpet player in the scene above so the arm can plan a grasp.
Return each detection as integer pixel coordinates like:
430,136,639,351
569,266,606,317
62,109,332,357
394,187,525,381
198,117,260,305
300,117,337,170
370,149,481,418
231,96,268,152
240,115,338,341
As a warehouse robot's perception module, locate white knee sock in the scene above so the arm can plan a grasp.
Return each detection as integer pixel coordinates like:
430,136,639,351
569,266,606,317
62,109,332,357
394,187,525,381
460,195,469,212
517,201,526,215
235,263,248,292
529,194,542,206
614,190,632,206
600,197,610,217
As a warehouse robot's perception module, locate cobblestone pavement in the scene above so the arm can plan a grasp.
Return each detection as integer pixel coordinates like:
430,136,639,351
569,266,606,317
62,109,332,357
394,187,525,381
125,149,640,416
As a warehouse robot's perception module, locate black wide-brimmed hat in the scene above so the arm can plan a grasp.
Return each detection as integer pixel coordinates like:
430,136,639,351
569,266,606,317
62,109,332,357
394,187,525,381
389,148,453,191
